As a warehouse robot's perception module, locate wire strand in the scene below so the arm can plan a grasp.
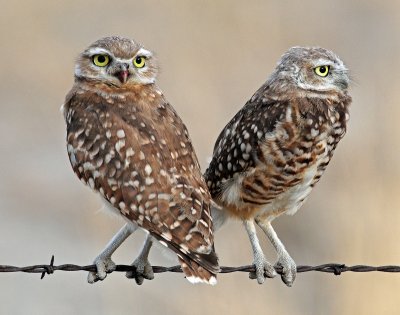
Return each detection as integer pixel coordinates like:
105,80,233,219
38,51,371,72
1,256,399,279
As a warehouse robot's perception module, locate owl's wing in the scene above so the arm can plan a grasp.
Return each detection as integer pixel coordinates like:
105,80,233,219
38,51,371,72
66,94,218,276
205,94,289,199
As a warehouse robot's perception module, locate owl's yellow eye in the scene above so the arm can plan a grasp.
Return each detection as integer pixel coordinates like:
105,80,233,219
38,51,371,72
314,65,330,77
133,56,146,68
93,54,110,67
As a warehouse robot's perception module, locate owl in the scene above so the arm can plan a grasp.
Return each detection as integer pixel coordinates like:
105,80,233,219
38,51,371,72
62,36,219,285
205,47,351,286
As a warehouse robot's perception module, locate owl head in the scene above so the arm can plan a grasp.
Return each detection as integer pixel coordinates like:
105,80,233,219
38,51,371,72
271,47,350,93
74,36,158,86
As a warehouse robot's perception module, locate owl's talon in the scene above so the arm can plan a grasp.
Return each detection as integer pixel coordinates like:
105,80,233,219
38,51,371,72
87,255,116,284
126,257,154,285
251,257,277,284
275,254,296,287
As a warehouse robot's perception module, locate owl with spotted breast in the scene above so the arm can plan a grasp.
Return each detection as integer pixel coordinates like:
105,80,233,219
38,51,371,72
62,36,219,285
205,47,351,286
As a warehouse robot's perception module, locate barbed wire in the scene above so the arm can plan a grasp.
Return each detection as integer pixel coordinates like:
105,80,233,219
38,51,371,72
1,256,399,280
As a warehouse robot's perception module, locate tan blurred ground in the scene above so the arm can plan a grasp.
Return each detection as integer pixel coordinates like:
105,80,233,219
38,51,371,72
1,0,400,314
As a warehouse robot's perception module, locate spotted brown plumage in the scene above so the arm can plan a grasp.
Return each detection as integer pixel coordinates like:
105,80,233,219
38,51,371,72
205,47,351,286
62,36,218,285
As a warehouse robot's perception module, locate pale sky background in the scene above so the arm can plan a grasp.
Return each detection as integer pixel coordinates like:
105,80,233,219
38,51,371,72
1,0,400,314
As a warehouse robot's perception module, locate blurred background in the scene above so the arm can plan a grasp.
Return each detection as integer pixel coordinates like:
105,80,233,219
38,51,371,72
1,0,400,314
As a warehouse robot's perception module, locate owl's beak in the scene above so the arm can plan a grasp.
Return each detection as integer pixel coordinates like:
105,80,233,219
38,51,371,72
115,70,129,84
114,63,130,84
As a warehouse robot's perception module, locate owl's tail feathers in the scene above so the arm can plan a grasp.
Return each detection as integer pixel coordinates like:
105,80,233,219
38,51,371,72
151,233,219,285
178,253,218,285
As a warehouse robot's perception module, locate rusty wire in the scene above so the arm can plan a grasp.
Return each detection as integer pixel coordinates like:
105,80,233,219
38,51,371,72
0,256,399,280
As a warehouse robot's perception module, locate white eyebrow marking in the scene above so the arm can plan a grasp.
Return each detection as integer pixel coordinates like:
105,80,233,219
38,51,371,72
312,58,335,67
85,47,112,56
136,48,152,58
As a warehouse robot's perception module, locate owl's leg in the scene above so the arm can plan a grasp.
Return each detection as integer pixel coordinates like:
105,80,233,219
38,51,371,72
88,223,137,284
126,233,154,285
243,219,277,284
256,219,296,287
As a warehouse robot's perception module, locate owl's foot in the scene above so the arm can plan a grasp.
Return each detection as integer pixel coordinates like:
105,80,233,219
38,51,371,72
87,255,116,284
249,255,277,284
125,234,154,285
126,257,154,285
275,253,296,287
243,220,277,284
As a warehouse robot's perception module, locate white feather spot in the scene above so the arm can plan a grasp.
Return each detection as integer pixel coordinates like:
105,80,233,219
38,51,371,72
145,177,154,185
170,221,180,229
117,129,125,138
161,231,172,241
311,128,319,137
246,143,252,153
115,139,125,152
180,244,189,253
126,148,135,157
83,162,95,171
145,164,152,175
105,152,114,163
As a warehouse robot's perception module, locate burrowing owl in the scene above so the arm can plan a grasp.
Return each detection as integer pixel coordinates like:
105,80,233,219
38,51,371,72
62,36,219,285
205,47,351,286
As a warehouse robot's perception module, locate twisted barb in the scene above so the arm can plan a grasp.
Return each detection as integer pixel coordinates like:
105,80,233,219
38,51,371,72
1,256,400,279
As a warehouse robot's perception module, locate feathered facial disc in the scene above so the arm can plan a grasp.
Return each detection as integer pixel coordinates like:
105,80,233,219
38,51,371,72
275,46,350,93
74,36,158,86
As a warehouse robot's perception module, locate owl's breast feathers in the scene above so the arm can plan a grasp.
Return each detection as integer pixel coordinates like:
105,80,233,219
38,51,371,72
63,82,218,275
205,89,351,217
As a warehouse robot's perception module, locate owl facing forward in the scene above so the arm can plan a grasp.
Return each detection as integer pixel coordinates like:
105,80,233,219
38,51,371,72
205,47,351,286
62,36,219,285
